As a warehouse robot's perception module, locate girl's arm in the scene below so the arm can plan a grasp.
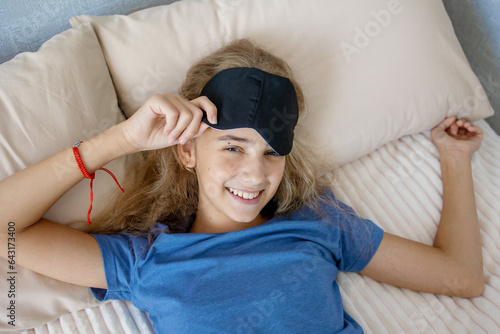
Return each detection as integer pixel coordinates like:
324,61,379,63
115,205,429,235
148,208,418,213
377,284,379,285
360,116,484,298
0,126,130,289
0,126,129,235
0,94,216,288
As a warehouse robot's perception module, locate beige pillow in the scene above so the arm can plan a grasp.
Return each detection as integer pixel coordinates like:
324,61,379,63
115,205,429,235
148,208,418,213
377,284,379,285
71,0,494,168
0,23,125,331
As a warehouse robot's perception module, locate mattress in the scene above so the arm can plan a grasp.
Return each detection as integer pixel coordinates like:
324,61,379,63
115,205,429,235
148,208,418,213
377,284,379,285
21,119,500,333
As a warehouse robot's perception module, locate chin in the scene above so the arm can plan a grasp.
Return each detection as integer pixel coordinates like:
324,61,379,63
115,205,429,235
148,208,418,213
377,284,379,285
228,211,261,224
228,203,271,223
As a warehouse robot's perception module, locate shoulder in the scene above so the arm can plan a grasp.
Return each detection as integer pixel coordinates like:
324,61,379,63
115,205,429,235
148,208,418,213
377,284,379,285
280,189,383,244
91,223,169,258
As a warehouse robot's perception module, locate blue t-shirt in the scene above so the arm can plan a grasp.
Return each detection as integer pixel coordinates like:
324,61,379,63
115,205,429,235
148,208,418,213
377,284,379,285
91,194,384,334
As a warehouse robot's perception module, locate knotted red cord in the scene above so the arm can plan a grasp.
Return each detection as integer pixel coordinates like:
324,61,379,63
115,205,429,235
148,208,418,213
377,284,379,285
72,140,124,224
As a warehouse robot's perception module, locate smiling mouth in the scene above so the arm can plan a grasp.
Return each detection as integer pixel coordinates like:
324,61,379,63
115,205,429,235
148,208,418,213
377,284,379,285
227,187,262,200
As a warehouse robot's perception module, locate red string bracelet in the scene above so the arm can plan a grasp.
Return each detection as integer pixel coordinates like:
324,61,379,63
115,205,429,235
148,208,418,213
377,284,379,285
72,140,124,224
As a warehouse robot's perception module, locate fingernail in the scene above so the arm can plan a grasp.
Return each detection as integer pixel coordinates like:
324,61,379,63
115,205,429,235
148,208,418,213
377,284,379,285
211,116,217,124
168,137,176,144
179,137,187,145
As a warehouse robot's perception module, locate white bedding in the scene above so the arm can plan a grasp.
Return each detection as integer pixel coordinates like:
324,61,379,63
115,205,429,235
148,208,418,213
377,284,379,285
21,119,500,333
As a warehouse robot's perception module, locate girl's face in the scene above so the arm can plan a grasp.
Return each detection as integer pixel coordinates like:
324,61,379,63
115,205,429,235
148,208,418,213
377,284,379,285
183,128,285,232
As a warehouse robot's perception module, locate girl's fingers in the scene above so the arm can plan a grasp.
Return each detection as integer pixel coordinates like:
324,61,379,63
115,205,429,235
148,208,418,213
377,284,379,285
157,95,179,135
169,112,194,143
191,96,218,124
449,122,459,136
178,107,204,144
468,126,481,135
195,122,210,137
465,123,480,133
164,94,213,144
434,115,456,132
166,97,196,143
456,118,482,136
176,123,210,145
134,94,217,148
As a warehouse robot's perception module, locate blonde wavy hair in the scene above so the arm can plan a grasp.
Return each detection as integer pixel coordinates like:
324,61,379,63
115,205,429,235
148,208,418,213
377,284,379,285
86,39,334,236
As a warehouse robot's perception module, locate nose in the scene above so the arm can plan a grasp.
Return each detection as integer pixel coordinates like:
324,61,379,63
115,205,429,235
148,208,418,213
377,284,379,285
240,154,266,186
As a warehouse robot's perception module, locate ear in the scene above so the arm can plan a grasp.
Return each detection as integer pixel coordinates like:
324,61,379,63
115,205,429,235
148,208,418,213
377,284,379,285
177,139,196,168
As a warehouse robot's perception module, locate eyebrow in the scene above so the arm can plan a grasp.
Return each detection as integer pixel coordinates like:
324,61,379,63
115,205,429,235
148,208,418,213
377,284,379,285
217,135,253,144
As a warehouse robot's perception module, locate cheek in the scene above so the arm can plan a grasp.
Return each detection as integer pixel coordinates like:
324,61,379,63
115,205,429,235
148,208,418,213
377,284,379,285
268,161,286,189
199,156,239,188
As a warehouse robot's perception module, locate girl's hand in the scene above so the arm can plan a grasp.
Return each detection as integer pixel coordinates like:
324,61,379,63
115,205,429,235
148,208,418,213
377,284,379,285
431,116,483,159
118,93,217,152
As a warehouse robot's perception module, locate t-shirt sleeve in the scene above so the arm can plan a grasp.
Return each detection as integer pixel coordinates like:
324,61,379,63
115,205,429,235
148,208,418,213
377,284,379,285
90,233,148,302
333,200,384,273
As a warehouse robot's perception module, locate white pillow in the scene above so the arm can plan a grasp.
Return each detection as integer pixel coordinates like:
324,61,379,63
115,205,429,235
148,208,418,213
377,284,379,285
0,23,125,331
71,0,494,168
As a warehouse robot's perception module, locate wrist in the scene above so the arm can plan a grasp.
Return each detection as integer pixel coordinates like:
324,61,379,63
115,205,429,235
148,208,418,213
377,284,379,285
439,151,473,178
77,125,135,174
438,150,472,163
93,124,140,160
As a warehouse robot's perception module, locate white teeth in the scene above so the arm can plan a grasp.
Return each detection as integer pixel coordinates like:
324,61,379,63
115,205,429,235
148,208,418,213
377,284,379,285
228,187,260,200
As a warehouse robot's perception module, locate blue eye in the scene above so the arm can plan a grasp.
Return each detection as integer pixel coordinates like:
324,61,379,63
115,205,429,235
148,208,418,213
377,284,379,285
225,147,241,152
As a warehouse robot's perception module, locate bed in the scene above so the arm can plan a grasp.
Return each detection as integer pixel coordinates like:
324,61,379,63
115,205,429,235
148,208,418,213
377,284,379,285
1,0,499,333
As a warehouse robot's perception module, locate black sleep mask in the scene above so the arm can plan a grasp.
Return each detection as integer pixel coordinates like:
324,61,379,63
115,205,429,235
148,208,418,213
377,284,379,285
200,67,299,155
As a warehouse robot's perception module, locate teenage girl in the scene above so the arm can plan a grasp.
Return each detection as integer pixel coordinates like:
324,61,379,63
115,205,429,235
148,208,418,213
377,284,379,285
0,39,484,333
